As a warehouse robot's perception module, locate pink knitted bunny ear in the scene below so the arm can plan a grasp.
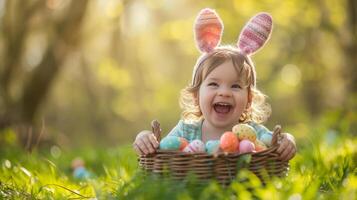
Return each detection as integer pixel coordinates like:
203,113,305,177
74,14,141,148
237,13,273,55
194,8,224,53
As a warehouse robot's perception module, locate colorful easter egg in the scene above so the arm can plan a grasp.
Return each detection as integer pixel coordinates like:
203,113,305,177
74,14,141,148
254,139,267,152
260,133,272,147
159,136,181,150
220,132,239,153
205,140,220,154
73,166,91,180
232,124,257,142
239,139,255,154
179,137,189,151
183,139,205,153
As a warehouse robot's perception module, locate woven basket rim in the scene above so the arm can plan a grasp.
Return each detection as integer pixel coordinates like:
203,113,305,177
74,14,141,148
142,145,278,158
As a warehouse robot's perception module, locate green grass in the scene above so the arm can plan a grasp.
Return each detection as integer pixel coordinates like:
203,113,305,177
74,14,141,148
1,113,356,199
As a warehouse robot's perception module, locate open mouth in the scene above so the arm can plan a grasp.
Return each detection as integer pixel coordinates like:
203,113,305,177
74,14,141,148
213,102,232,114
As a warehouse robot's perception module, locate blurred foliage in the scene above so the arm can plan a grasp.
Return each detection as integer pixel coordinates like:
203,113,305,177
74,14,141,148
0,0,356,148
0,113,356,199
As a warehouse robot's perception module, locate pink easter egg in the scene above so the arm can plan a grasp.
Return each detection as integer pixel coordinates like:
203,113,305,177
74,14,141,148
183,139,205,153
239,139,255,154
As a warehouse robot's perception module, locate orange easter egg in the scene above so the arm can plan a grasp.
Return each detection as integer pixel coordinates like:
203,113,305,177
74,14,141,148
220,131,239,153
255,145,264,152
179,137,189,151
254,139,267,152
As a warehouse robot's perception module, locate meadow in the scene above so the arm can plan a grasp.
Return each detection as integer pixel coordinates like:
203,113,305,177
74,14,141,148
0,111,356,200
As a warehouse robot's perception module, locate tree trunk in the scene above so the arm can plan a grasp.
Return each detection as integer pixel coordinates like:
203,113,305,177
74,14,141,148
345,0,357,93
0,0,89,150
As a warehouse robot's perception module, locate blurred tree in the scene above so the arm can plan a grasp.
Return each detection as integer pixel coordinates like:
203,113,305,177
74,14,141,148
305,0,357,116
0,0,89,148
340,0,357,93
320,0,357,93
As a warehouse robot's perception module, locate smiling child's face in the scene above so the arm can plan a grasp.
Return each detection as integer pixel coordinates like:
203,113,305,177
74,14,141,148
198,60,250,130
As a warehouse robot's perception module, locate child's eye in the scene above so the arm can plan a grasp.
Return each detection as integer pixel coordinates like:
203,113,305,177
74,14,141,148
208,82,218,87
232,84,241,89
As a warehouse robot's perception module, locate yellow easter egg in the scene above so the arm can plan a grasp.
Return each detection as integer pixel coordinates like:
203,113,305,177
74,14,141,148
232,124,257,142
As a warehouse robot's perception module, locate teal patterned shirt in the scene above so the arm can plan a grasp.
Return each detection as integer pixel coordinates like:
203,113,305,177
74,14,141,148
167,120,272,142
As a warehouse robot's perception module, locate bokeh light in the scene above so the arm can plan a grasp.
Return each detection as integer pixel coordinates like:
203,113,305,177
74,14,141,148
280,64,301,87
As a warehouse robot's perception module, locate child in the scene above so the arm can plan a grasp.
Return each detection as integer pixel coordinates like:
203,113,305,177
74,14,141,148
133,8,296,161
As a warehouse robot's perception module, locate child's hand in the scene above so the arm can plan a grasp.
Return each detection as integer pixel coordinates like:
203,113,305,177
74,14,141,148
133,130,159,155
276,133,296,161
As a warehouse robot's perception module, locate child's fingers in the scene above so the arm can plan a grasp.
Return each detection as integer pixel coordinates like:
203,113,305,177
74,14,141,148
142,137,156,154
148,134,159,148
285,147,296,161
284,146,296,161
133,143,144,155
136,140,150,155
279,144,294,161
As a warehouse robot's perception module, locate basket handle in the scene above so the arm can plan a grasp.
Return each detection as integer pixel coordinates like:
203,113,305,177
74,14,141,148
151,120,161,143
271,125,282,147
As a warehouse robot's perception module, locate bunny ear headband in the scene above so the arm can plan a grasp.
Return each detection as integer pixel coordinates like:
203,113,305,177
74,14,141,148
193,8,273,86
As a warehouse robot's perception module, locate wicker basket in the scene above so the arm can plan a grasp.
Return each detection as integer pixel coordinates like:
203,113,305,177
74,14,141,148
138,120,289,185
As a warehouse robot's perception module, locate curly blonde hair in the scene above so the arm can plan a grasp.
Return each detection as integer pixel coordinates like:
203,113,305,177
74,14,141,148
180,46,271,124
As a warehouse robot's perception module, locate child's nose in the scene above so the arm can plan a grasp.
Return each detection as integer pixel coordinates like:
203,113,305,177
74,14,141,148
218,86,232,97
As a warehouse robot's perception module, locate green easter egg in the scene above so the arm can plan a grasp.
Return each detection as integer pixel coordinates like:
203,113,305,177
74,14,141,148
260,133,272,147
205,140,220,154
159,136,181,150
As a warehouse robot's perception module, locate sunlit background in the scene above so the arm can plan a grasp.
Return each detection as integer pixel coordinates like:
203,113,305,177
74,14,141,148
0,0,356,150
